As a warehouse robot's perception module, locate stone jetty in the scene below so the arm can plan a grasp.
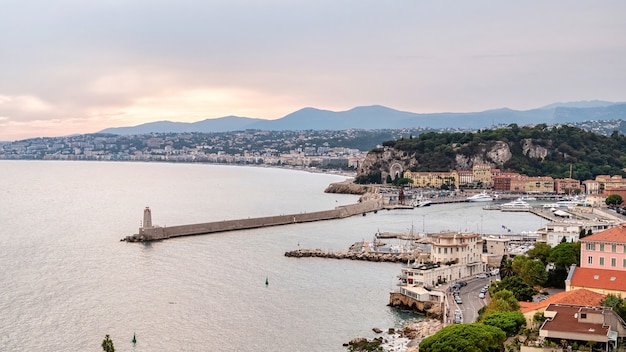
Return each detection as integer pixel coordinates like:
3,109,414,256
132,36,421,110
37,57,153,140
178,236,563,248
123,192,383,242
284,247,418,263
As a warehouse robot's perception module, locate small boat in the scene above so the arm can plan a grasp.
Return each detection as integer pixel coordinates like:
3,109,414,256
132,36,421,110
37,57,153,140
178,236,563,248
466,191,493,202
412,199,432,207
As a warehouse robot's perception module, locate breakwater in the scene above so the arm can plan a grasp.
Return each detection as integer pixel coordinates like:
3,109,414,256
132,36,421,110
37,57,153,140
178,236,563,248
123,193,383,242
284,248,416,263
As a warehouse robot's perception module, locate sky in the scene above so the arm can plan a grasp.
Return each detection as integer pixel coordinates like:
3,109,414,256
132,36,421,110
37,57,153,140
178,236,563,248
1,1,625,141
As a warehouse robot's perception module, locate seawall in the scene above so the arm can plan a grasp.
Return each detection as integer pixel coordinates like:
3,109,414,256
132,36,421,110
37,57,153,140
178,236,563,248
123,193,383,242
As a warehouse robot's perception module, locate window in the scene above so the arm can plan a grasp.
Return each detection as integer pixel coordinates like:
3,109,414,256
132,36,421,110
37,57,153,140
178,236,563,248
581,313,587,319
586,243,596,251
588,256,593,265
600,257,605,266
612,258,617,267
600,243,605,252
612,244,617,253
623,258,626,268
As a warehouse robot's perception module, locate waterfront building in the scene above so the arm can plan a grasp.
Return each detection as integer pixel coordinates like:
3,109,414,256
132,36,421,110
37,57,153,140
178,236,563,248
537,221,613,247
585,194,607,208
493,172,522,192
604,188,626,206
567,224,626,296
583,179,600,195
397,231,486,289
457,169,473,187
482,236,510,268
403,170,459,189
554,178,582,194
597,175,626,192
524,176,555,194
472,164,493,188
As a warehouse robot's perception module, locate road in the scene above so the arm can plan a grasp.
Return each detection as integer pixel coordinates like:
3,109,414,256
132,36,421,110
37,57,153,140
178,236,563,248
449,276,494,323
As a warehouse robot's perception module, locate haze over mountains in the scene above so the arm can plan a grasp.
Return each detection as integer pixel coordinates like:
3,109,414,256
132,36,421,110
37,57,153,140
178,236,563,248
99,101,626,135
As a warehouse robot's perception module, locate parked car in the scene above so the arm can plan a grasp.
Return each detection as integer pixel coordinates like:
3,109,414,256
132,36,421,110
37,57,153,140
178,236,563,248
479,292,485,299
476,274,487,279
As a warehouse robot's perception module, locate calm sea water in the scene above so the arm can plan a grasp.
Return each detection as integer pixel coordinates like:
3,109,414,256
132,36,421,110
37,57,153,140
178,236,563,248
0,161,545,351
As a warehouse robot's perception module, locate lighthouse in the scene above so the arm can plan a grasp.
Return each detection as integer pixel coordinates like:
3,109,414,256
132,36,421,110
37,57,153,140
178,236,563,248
143,207,152,228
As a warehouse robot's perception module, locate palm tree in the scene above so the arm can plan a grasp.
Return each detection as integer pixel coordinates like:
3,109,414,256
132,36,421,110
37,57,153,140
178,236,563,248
499,257,515,278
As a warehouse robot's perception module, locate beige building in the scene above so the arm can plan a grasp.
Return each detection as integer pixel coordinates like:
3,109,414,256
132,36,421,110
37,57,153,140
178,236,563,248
597,175,626,191
524,176,555,193
397,232,486,289
472,164,493,187
403,170,459,189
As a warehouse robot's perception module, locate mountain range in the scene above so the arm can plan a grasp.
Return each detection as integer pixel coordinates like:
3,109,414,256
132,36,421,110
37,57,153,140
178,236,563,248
99,100,626,135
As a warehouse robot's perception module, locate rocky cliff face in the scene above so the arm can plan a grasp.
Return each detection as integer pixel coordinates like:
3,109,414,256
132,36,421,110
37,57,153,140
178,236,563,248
357,138,552,180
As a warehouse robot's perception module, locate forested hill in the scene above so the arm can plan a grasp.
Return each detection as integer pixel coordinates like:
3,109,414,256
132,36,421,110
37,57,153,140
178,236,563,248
357,124,626,183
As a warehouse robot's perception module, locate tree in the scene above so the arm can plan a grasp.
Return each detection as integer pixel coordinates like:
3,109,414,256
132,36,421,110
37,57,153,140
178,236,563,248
521,260,548,287
601,294,626,321
526,243,552,265
482,311,527,336
511,255,529,275
548,242,579,270
499,257,514,279
484,289,521,315
419,323,506,352
606,194,623,206
492,276,536,302
102,334,115,352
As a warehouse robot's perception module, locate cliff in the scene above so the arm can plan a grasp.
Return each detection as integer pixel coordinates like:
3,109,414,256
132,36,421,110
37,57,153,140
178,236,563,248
354,124,626,182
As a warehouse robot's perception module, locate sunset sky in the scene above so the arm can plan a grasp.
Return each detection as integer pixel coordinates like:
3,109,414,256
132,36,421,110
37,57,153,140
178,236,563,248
1,1,625,141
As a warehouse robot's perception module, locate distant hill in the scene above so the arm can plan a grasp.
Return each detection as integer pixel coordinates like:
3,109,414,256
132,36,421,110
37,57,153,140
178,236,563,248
99,101,626,135
356,124,626,184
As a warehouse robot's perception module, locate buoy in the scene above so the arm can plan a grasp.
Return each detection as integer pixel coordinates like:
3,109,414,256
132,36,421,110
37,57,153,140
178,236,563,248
265,277,269,286
132,333,136,345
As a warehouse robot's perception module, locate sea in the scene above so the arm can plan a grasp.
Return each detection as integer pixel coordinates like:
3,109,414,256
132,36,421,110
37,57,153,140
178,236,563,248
0,161,546,352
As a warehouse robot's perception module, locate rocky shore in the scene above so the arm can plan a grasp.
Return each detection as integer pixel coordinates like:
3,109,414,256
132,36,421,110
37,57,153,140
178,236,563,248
347,319,444,352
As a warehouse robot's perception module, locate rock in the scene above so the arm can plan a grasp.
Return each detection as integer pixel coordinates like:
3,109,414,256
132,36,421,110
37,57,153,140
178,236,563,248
349,337,367,345
373,327,383,334
324,180,369,195
388,328,395,334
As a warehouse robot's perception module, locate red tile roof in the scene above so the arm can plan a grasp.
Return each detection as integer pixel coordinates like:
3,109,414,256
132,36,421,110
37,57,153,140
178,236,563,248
520,289,605,313
570,267,626,291
580,224,626,243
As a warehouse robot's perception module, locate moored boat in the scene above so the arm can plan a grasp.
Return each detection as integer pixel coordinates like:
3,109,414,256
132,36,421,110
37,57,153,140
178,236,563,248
466,191,493,202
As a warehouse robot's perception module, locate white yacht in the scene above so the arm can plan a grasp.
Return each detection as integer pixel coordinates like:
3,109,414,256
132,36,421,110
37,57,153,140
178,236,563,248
500,199,533,211
466,191,493,202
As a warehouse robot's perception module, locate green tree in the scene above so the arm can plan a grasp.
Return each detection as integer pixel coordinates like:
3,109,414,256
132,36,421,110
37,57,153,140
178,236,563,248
601,294,626,321
526,243,552,265
499,257,514,279
548,242,579,270
482,311,527,336
484,289,521,315
511,255,529,275
491,276,536,302
419,323,506,352
521,260,548,287
102,334,115,352
606,194,623,206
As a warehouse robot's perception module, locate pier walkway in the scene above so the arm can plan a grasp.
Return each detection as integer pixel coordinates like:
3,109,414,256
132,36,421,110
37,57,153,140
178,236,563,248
122,193,384,242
